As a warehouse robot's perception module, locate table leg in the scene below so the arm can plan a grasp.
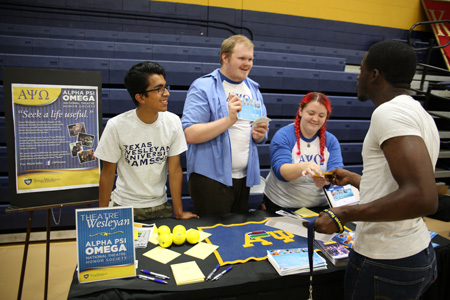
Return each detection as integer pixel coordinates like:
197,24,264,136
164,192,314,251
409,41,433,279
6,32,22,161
44,209,51,300
18,211,33,300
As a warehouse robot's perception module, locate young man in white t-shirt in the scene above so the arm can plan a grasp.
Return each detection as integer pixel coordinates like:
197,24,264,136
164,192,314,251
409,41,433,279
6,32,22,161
312,41,439,299
95,61,198,221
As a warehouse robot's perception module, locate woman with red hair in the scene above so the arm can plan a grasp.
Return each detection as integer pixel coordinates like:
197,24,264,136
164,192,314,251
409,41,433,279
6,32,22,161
262,92,344,213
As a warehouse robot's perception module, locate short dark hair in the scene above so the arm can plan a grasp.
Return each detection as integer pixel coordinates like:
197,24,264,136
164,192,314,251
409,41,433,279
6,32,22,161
365,40,417,87
124,61,166,106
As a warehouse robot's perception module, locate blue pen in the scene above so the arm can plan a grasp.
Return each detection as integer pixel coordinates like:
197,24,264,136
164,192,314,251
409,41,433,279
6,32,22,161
140,269,170,280
205,264,220,281
212,266,232,281
286,208,301,218
138,274,168,284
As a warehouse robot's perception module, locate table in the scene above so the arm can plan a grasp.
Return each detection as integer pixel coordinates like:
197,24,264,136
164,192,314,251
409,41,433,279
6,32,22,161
67,210,450,300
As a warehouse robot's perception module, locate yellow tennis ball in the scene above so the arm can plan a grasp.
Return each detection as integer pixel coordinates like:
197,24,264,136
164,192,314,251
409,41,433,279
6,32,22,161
173,225,186,235
158,233,172,248
158,225,171,235
172,231,186,245
186,229,200,244
172,225,187,245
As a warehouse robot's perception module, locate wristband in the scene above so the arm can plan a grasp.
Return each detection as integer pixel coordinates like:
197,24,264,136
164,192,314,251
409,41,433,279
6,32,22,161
323,209,344,233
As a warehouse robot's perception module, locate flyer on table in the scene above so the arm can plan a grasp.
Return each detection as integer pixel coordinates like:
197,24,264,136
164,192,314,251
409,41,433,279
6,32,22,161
76,206,136,283
11,83,100,193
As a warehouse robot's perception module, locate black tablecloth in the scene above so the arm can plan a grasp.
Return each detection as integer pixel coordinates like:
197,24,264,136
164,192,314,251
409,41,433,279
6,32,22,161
67,210,450,300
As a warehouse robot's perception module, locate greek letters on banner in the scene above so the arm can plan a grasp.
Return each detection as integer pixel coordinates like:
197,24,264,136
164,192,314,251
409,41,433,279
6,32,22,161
422,0,450,69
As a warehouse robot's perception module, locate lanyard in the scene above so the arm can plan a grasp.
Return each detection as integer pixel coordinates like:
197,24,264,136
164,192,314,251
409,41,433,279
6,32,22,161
307,219,316,300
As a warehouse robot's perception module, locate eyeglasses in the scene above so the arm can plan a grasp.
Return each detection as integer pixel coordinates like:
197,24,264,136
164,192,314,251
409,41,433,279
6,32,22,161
142,84,170,95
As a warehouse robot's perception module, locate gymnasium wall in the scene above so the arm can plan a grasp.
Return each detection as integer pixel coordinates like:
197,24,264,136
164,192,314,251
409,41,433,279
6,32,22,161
161,0,425,30
0,0,432,52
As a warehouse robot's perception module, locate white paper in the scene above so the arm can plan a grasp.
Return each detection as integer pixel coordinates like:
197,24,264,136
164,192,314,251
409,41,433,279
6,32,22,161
265,216,334,242
251,116,272,125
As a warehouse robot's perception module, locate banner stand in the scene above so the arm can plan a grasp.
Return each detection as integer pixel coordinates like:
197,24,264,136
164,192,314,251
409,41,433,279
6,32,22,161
6,200,98,300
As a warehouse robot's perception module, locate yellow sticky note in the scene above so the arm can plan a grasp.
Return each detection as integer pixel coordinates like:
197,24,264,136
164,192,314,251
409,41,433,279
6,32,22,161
294,207,318,218
197,230,211,242
170,261,205,285
149,230,159,245
184,242,219,260
142,246,181,264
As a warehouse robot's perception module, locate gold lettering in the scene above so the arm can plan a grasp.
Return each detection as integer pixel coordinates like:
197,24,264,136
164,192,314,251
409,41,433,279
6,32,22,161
268,230,295,243
428,9,450,36
242,233,273,248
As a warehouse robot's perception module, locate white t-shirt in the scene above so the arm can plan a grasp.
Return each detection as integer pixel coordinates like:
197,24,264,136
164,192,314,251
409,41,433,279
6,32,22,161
94,110,187,208
355,95,440,259
265,136,330,207
222,79,252,179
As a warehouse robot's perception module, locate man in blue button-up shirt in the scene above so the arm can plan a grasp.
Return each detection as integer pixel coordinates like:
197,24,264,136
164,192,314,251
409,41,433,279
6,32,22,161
181,35,269,216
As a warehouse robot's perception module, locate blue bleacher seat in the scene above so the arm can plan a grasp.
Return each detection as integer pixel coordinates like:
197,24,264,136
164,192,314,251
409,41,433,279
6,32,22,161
102,88,186,116
0,177,8,204
101,89,134,114
116,31,151,44
0,24,366,65
85,29,119,42
0,146,6,173
58,56,109,83
1,54,59,81
250,66,284,90
114,42,153,60
327,120,370,141
166,90,187,115
257,144,271,168
75,40,115,59
263,93,374,119
188,46,220,63
282,67,320,91
329,96,375,118
258,139,363,167
179,35,223,48
149,33,182,46
0,35,33,55
50,27,86,40
153,45,190,62
0,85,3,111
340,143,363,164
261,93,284,116
318,71,358,93
0,35,347,72
345,165,363,175
34,38,76,57
269,119,370,142
0,117,6,144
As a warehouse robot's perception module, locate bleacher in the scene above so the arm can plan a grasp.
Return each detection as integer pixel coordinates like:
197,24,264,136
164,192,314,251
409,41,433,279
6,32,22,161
1,0,391,234
0,22,375,232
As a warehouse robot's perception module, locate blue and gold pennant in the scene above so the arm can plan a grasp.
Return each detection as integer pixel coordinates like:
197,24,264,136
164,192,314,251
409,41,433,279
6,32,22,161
198,219,308,266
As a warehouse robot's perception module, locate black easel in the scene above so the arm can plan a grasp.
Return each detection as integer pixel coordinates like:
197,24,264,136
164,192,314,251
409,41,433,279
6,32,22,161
6,200,98,300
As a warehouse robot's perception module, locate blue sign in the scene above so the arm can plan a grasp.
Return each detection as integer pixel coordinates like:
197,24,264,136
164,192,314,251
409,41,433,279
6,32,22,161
76,206,135,283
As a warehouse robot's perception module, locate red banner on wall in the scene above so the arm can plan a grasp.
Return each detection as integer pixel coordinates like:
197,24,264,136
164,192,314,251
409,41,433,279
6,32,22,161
422,0,450,69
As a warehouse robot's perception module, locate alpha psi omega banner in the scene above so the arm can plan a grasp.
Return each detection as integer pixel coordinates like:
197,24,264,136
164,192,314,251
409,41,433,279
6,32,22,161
199,219,309,265
12,83,100,193
76,206,135,283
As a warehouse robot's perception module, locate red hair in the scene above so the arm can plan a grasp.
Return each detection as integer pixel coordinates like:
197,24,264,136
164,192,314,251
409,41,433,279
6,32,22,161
294,92,332,163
